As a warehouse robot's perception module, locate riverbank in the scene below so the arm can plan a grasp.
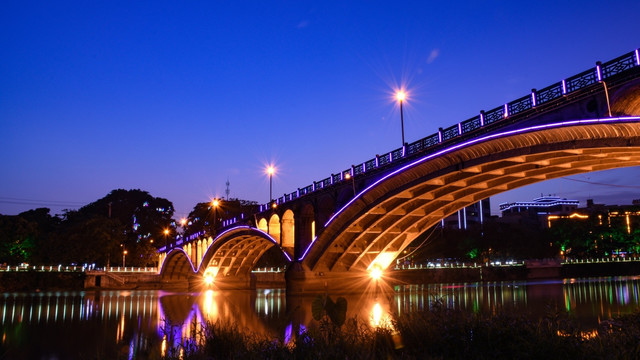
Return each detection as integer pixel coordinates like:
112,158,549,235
2,259,639,291
161,304,640,359
0,271,85,291
391,258,640,285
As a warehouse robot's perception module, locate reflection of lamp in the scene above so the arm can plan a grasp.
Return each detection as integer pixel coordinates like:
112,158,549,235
396,90,406,146
371,302,383,327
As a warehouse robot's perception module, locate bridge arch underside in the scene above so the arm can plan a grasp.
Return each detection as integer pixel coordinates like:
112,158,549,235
199,228,285,280
161,249,196,282
307,121,640,273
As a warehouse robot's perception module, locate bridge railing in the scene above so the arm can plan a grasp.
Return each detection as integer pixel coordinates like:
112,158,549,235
0,264,158,273
257,48,640,213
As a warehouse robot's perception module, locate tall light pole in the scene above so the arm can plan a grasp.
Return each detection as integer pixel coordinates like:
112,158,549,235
163,228,169,249
122,249,127,268
267,166,275,203
211,199,219,235
396,90,406,146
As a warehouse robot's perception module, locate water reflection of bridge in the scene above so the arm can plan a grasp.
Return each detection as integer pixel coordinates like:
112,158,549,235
1,277,640,355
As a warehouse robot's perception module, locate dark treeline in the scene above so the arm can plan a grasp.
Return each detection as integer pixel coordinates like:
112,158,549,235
0,189,173,267
2,190,640,267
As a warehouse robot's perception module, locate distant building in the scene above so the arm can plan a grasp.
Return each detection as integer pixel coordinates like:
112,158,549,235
547,198,640,233
441,199,491,229
500,195,579,216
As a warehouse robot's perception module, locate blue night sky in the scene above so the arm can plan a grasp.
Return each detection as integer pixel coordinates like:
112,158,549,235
2,1,640,219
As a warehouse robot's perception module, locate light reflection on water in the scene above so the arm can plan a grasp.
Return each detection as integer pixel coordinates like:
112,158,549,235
0,276,639,358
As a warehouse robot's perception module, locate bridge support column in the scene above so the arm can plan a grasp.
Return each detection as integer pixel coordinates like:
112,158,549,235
211,274,256,291
293,212,314,261
285,263,374,294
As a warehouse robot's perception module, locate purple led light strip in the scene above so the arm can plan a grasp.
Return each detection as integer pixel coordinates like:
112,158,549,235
297,116,640,261
158,248,198,275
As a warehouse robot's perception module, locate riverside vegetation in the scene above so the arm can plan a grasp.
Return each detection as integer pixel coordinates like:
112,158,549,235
158,297,640,360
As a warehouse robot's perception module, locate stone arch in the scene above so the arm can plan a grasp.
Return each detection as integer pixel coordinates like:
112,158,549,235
257,217,268,232
198,226,292,288
301,119,640,273
281,210,295,249
268,213,281,243
159,248,196,281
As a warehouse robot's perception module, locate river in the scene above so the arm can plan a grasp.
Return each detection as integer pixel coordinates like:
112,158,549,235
1,276,639,358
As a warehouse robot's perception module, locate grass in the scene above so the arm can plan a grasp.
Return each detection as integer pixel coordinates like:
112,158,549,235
164,303,640,359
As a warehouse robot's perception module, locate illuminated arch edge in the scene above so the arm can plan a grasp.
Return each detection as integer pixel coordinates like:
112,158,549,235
159,247,198,278
298,115,640,260
195,225,292,274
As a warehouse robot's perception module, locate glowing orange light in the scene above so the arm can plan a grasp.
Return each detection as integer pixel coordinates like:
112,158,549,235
204,274,214,285
163,229,169,235
370,265,383,280
204,267,217,286
180,218,187,226
212,199,220,207
344,173,351,180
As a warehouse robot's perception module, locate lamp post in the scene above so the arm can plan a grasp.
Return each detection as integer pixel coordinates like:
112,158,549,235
211,199,219,235
163,228,169,249
396,90,406,146
122,249,127,268
267,166,275,203
345,172,355,196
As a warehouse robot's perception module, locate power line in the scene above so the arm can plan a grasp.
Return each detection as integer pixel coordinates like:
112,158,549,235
0,196,87,208
562,178,640,189
0,196,86,204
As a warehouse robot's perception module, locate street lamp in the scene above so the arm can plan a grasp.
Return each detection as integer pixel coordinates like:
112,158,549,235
123,249,128,268
211,199,219,235
163,228,169,248
266,166,275,203
344,172,355,196
396,90,406,146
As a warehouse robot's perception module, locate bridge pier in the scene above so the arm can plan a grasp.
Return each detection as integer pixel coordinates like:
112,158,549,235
210,274,256,291
285,262,375,294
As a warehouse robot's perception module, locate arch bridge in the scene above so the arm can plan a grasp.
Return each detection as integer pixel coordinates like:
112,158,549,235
160,49,640,293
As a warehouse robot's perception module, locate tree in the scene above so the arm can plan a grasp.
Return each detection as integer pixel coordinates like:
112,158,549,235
0,215,37,264
65,189,175,265
55,216,125,266
184,198,259,238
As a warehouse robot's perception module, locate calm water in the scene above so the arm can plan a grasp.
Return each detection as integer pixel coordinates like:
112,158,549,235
1,276,640,359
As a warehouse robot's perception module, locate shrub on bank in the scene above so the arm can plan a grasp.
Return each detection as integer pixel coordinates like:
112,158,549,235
166,306,640,359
